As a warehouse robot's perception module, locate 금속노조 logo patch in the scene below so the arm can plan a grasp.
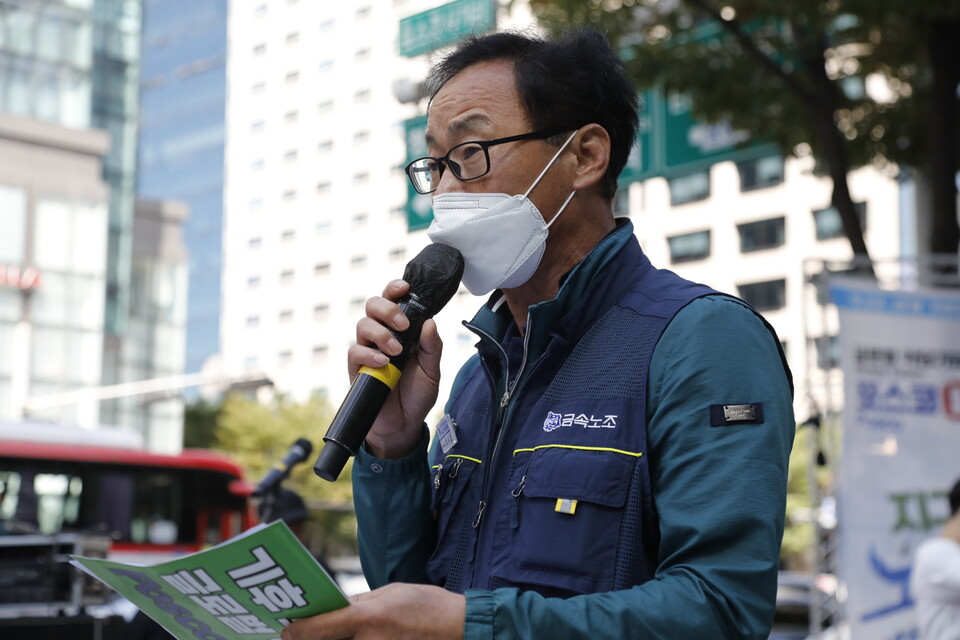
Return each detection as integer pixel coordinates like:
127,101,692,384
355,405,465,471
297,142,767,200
543,411,618,432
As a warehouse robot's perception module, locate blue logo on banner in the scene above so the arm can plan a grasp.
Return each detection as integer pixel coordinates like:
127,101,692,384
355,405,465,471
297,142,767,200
857,382,938,415
861,546,914,622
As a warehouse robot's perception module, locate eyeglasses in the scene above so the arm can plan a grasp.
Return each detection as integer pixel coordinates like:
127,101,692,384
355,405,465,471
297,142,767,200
404,127,572,194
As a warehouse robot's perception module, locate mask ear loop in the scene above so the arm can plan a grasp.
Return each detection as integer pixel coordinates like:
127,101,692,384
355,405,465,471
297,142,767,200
523,129,579,199
545,190,577,229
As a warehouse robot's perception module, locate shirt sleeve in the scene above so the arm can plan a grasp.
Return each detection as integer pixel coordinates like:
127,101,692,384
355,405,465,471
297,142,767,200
463,295,796,639
914,538,960,599
352,424,435,588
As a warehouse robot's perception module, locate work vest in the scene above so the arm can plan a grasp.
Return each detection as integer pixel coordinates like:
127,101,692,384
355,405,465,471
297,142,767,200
426,240,718,597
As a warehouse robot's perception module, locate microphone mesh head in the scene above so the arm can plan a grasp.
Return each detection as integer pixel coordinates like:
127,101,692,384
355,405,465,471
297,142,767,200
402,244,465,316
294,438,313,459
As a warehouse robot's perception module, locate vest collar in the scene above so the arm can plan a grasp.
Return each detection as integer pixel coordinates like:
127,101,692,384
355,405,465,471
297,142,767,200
466,218,650,357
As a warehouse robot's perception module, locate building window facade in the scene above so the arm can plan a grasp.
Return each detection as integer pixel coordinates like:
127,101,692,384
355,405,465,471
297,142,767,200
813,202,867,240
667,230,711,263
668,171,710,206
737,156,784,191
312,345,328,362
815,335,840,369
738,279,787,312
738,217,786,252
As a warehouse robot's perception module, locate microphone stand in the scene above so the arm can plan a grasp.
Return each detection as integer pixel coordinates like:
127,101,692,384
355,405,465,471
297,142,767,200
258,484,280,524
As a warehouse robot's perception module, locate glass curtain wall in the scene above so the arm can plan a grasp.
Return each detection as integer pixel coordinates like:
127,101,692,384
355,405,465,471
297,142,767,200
137,0,226,377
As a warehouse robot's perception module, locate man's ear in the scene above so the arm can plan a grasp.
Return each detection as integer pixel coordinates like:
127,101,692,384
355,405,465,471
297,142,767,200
570,124,611,192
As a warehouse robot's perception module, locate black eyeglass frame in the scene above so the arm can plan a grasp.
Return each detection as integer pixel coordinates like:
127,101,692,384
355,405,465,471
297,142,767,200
404,126,574,194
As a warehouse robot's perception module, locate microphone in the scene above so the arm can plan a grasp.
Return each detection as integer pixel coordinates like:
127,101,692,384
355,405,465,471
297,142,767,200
314,244,465,482
252,438,313,497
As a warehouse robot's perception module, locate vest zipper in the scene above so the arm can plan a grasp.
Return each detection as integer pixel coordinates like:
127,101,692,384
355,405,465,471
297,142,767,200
442,457,463,504
468,316,532,530
464,312,536,588
510,473,527,529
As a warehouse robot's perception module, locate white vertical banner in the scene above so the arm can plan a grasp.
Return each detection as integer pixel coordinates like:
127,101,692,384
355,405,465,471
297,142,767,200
831,278,960,640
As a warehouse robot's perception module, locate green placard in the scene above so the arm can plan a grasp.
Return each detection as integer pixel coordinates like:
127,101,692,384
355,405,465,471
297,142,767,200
398,0,496,58
72,522,347,640
403,114,434,232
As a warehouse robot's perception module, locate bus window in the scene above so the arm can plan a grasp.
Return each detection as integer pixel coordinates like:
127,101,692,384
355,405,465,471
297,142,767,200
130,471,185,545
35,472,84,534
1,435,255,558
203,509,222,546
97,471,134,539
0,471,23,529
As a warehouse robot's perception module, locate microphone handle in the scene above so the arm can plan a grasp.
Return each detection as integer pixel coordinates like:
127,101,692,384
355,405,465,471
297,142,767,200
314,373,393,481
314,294,430,482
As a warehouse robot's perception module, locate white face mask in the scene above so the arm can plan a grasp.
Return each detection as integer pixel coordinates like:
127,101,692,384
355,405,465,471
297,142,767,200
427,130,578,296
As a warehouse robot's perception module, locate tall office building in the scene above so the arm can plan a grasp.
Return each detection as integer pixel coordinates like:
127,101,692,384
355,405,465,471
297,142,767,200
90,0,141,344
221,0,529,413
109,198,189,451
0,112,110,427
221,0,902,425
0,0,121,426
0,1,191,448
137,0,227,377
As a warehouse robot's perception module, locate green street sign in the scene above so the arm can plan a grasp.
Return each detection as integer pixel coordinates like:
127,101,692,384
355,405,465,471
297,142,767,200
616,89,778,187
399,0,496,58
661,90,777,176
404,114,434,232
618,90,658,186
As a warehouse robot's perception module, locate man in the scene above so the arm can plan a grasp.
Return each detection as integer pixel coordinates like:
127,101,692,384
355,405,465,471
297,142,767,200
911,478,960,640
285,29,794,640
259,487,338,580
258,487,310,539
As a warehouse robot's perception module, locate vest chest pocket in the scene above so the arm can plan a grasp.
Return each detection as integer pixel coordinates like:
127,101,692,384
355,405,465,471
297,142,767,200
426,455,480,588
491,446,638,595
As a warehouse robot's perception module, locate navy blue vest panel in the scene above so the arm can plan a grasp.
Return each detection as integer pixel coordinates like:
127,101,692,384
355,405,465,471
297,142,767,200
426,241,718,597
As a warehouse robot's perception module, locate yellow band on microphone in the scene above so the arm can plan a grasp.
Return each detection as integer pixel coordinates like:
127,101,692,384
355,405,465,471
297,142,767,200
358,363,402,390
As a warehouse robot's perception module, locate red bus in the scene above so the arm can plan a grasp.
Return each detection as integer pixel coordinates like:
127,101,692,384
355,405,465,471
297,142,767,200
0,422,256,564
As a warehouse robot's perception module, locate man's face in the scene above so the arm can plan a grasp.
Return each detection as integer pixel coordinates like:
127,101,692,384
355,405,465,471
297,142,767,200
425,59,571,209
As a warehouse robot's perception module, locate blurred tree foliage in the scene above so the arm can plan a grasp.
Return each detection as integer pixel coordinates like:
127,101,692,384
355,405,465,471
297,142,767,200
782,422,832,569
213,392,357,558
529,0,959,277
183,399,222,449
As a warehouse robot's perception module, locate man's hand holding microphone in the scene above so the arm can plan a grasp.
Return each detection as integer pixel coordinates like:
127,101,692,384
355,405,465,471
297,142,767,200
286,245,467,640
313,243,463,479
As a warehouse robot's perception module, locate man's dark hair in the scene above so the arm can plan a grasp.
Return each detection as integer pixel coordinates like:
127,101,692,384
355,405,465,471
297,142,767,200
950,477,960,516
426,29,639,201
